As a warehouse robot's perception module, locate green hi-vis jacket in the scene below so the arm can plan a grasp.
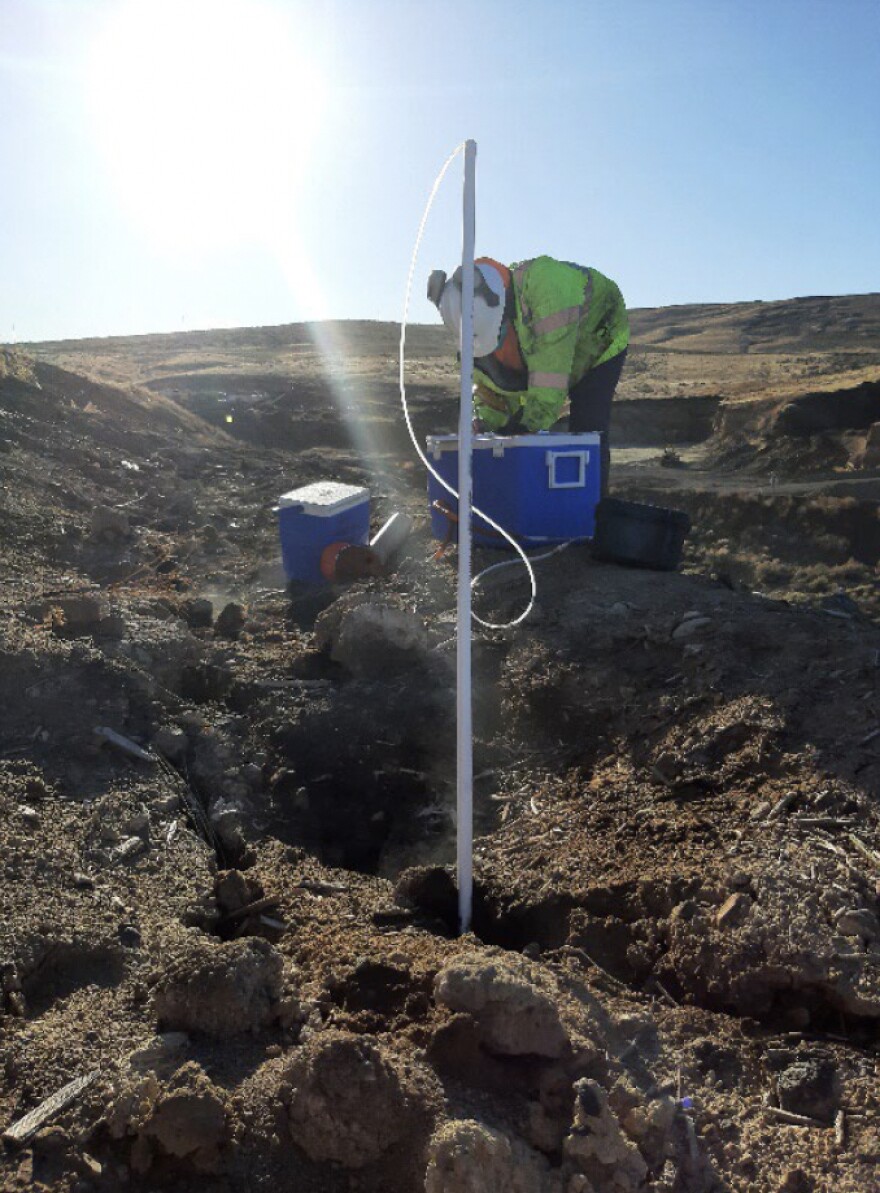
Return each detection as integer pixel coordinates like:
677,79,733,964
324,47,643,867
474,256,629,433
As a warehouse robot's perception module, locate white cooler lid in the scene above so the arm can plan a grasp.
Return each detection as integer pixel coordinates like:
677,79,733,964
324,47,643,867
276,481,369,516
427,431,600,456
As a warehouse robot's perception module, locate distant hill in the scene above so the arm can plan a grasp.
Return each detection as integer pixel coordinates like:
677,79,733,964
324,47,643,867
17,293,880,409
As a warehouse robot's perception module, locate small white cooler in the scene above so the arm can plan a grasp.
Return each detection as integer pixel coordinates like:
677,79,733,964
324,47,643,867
276,481,370,584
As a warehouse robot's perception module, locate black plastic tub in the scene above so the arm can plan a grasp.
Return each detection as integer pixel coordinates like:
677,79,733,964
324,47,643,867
591,497,691,571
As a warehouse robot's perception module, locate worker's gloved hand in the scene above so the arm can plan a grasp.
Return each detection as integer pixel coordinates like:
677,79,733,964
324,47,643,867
473,382,508,414
472,417,486,434
498,408,526,435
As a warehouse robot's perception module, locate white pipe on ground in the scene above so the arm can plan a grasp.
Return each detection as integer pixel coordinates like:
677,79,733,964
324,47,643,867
369,512,414,564
457,139,477,934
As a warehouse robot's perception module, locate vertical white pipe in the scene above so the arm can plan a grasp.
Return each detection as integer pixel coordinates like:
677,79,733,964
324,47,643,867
457,139,476,934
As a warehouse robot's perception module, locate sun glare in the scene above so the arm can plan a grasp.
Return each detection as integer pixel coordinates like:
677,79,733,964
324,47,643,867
87,0,328,252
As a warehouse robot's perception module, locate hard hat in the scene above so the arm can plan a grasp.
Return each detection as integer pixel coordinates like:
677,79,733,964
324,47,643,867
428,262,506,357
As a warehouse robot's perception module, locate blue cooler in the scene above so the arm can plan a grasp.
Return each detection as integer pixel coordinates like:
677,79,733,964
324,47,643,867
276,481,370,584
427,432,601,547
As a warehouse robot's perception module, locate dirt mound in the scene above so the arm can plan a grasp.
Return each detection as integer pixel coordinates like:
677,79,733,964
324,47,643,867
772,381,880,437
703,379,880,481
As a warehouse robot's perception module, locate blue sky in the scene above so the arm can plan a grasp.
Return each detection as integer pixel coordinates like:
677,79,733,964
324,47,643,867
1,0,878,342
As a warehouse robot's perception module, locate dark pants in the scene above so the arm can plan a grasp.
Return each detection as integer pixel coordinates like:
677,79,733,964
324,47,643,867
568,348,627,493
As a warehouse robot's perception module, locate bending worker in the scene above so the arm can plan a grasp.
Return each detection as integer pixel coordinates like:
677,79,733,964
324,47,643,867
428,255,628,488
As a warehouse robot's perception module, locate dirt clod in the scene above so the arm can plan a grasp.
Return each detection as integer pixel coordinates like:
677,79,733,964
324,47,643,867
281,1031,414,1167
425,1119,561,1193
563,1079,648,1192
434,954,569,1058
776,1057,841,1123
153,928,284,1036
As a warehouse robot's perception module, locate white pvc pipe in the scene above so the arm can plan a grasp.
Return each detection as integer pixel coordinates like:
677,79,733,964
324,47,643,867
457,139,476,934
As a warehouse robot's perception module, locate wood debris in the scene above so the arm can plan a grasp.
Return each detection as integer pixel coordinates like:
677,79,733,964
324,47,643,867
3,1070,100,1146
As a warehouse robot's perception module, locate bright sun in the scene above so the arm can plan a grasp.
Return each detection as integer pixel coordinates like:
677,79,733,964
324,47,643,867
87,0,327,252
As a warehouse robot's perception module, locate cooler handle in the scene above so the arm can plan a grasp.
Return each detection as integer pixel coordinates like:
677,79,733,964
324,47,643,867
546,450,589,489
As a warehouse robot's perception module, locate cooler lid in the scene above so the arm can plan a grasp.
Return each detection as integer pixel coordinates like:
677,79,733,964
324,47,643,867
427,431,600,456
276,481,369,516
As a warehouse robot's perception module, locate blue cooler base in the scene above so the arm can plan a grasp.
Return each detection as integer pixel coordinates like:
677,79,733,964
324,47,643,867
278,501,370,585
427,432,602,548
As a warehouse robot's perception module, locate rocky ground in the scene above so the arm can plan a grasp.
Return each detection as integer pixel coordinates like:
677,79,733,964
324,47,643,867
1,302,879,1193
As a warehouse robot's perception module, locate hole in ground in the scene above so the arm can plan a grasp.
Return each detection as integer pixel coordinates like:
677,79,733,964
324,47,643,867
270,759,439,875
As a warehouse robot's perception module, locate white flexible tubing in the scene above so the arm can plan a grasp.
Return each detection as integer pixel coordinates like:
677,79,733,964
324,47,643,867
471,538,585,589
398,145,538,630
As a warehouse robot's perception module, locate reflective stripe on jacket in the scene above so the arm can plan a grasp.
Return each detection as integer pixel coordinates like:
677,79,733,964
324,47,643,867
473,256,629,433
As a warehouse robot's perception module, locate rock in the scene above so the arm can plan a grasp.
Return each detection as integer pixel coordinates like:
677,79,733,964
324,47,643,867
715,892,753,930
208,798,247,857
214,602,246,639
607,1069,675,1173
91,506,130,541
671,900,699,923
214,869,260,915
153,928,283,1037
434,955,568,1058
777,1058,841,1123
651,752,681,785
152,726,188,763
118,923,142,948
315,596,430,676
566,1178,596,1193
672,617,712,641
182,598,213,629
778,1168,814,1193
113,837,145,864
105,1072,161,1141
834,908,879,941
620,1093,676,1140
151,792,180,816
122,807,149,835
75,1152,103,1179
425,1119,563,1193
139,1063,226,1171
128,1033,190,1073
525,1099,567,1154
563,1079,648,1192
282,1032,410,1167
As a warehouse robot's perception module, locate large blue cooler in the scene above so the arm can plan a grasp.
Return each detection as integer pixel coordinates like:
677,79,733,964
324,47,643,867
427,432,602,548
276,481,370,584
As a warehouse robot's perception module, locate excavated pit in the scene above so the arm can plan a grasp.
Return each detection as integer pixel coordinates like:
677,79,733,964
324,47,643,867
270,758,435,875
398,866,880,1045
